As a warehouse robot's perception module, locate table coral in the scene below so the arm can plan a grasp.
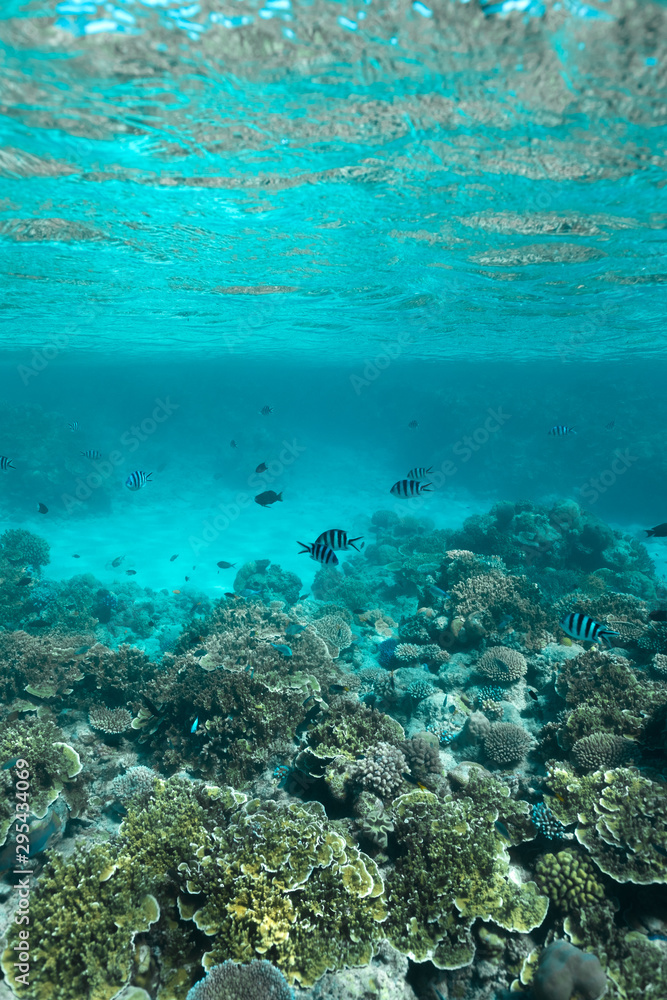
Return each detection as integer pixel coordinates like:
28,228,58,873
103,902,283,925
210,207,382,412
179,797,387,986
546,765,667,884
384,786,547,969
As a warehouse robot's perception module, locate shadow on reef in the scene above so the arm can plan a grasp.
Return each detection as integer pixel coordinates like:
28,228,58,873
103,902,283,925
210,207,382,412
0,502,666,1000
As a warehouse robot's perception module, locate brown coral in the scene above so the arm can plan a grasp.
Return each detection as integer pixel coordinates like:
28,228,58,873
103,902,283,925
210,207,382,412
476,646,527,682
312,614,352,656
394,643,421,663
450,571,549,649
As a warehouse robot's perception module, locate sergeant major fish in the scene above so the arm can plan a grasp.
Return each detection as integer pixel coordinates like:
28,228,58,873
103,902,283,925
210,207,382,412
315,529,363,551
297,541,338,565
560,612,619,648
0,457,15,471
390,479,431,498
407,466,432,479
548,426,577,436
126,471,152,491
81,450,102,459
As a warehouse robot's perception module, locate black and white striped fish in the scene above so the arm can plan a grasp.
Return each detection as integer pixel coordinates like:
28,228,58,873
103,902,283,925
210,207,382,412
548,426,577,436
68,421,78,432
125,471,152,491
315,529,363,551
390,479,431,498
560,612,619,647
407,466,432,480
0,456,15,471
297,541,339,566
260,405,273,416
81,450,102,459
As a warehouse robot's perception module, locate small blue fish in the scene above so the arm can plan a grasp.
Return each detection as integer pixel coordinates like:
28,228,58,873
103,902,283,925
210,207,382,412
498,614,514,629
286,623,306,637
1,757,20,770
74,646,90,655
428,585,449,600
190,717,199,733
271,643,292,657
240,587,262,598
494,820,511,840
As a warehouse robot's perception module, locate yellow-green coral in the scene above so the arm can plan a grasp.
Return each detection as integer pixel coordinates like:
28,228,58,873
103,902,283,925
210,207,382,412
0,717,82,818
178,797,386,986
534,849,606,911
546,765,667,884
384,786,547,969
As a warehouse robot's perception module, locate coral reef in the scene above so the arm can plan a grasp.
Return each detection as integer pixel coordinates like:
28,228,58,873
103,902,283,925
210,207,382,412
88,705,133,734
532,940,607,1000
350,742,408,801
1,528,51,570
534,850,606,912
571,732,635,771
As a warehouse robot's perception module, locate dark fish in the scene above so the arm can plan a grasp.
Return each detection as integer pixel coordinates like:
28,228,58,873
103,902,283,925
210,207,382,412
74,646,89,655
26,620,50,628
645,523,667,538
230,440,237,448
37,503,48,514
224,592,236,598
528,689,539,701
81,449,102,459
125,470,151,491
494,820,511,840
271,642,292,657
428,585,449,599
315,529,363,552
298,593,309,600
217,561,236,569
255,490,282,506
126,570,137,576
72,554,80,558
17,577,32,586
255,463,268,474
408,420,418,429
286,623,306,637
605,419,615,430
185,576,190,581
260,405,273,415
548,426,576,436
68,421,78,431
0,456,15,470
407,466,432,479
649,609,667,622
498,614,514,629
297,541,338,565
170,554,179,562
111,556,124,568
560,612,619,647
390,479,431,498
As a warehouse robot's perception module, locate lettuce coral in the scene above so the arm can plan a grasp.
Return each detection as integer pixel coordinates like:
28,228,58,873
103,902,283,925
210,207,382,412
546,765,667,884
178,797,387,986
384,783,547,969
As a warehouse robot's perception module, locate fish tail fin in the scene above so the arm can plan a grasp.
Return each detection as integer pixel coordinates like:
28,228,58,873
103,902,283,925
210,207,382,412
349,536,363,551
276,493,283,501
8,462,14,469
422,483,433,492
426,466,433,474
645,530,655,537
297,542,311,554
147,472,153,480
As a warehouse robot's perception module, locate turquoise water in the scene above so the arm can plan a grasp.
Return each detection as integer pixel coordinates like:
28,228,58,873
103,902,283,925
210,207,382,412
1,3,667,1000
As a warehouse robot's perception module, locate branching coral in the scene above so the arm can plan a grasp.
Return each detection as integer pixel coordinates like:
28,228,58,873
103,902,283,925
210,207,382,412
109,766,158,808
179,797,387,986
88,705,133,734
546,765,667,884
394,642,422,663
450,572,549,650
1,528,50,570
571,732,635,771
483,723,533,765
476,646,527,683
555,648,667,745
350,742,408,800
186,960,294,1000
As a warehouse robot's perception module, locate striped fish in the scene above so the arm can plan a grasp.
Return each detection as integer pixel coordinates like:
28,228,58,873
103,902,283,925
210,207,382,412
390,479,431,498
560,612,619,647
548,426,577,436
407,466,432,479
315,529,363,551
297,541,339,566
81,450,102,459
260,405,273,415
125,471,152,491
68,421,78,432
0,457,14,471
